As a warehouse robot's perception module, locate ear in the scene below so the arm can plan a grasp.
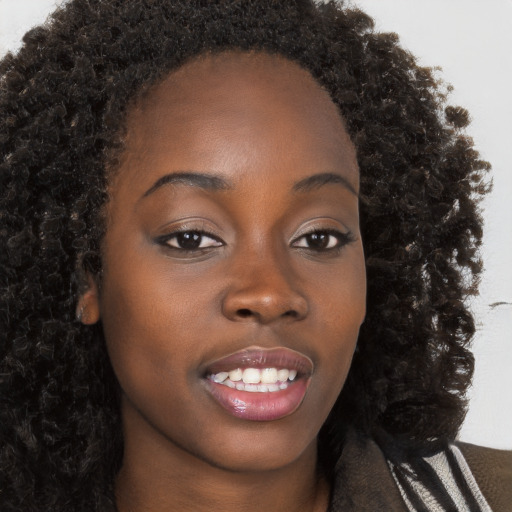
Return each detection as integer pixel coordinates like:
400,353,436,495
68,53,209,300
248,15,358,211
76,274,101,325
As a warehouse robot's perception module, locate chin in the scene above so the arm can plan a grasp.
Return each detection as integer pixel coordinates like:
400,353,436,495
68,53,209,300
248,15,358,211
185,431,319,474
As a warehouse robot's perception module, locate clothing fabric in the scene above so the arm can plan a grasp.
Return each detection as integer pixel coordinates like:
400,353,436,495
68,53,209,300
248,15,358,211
388,444,492,511
328,430,512,511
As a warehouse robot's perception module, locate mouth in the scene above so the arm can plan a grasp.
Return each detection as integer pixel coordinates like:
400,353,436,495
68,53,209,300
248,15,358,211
203,347,313,421
208,366,299,392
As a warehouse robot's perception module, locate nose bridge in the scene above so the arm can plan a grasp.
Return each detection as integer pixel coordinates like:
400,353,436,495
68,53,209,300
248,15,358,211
241,242,291,293
222,236,308,324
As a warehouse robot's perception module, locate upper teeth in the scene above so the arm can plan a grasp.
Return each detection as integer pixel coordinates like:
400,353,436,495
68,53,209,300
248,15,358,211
211,367,297,385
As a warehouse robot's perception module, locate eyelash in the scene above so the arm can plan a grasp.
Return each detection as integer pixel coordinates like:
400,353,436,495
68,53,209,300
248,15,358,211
156,228,354,254
156,230,223,253
291,229,355,253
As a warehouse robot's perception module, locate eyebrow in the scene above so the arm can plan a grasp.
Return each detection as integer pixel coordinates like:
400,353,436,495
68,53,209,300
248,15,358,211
141,170,358,200
142,171,232,198
293,172,358,197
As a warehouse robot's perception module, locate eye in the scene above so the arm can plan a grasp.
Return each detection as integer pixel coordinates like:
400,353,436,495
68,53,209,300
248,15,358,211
291,229,353,251
159,230,223,251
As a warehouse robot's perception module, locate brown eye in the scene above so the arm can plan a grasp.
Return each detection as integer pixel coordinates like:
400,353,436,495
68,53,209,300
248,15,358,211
303,232,334,249
292,229,353,251
164,231,222,250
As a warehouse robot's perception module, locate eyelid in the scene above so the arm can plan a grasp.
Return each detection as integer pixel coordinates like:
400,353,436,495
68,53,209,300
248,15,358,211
289,217,356,254
290,217,352,240
154,217,222,237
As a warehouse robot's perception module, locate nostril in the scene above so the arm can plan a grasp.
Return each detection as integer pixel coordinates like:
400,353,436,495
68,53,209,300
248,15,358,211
235,308,300,320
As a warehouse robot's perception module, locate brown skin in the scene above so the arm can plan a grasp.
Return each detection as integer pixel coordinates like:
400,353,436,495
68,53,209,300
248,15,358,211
81,52,366,512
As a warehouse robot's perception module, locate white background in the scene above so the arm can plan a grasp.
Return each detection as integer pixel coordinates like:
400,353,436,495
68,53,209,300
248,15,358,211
1,0,510,449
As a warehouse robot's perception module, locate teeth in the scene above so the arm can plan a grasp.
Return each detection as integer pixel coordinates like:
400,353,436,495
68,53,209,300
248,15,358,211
242,368,261,384
228,368,243,382
210,367,299,392
213,371,229,383
260,368,278,384
277,369,289,382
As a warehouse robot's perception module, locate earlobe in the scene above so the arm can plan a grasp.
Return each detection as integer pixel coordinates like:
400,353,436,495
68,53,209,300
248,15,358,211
76,275,101,325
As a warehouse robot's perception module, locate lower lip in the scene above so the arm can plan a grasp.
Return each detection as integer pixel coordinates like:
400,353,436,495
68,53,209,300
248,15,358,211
205,379,310,421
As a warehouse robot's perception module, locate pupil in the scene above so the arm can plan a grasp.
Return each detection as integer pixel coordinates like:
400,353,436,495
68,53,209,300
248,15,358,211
177,232,201,249
307,232,329,249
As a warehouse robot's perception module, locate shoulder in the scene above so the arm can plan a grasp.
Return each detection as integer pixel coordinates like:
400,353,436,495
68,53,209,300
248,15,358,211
329,430,512,512
456,441,512,512
387,440,511,512
329,430,408,511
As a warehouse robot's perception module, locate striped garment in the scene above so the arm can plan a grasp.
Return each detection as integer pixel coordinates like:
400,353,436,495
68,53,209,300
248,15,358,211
389,444,493,511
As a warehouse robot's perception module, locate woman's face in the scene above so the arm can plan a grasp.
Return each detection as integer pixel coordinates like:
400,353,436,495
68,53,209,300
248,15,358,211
89,52,366,472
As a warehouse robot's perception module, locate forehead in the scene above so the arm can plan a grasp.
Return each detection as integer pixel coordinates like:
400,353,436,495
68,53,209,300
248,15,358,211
115,51,358,194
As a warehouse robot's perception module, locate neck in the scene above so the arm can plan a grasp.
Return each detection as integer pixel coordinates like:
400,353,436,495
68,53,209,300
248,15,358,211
115,401,330,512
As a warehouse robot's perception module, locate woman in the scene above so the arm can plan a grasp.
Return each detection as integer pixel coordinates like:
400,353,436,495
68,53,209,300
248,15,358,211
1,1,510,511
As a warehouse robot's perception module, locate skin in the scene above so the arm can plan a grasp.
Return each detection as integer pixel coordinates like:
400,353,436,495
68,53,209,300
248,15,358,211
81,52,366,512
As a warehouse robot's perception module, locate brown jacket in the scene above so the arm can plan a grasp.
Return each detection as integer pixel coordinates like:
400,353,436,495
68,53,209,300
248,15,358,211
328,430,512,511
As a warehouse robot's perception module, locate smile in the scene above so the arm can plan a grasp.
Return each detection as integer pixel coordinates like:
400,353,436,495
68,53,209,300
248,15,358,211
208,367,298,392
203,347,313,421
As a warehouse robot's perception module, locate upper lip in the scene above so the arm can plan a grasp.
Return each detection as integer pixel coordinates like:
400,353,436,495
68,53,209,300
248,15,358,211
204,346,314,377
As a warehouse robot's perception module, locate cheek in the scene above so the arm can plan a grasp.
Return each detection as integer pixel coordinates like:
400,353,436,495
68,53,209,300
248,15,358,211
307,248,366,392
310,244,366,331
101,238,216,334
98,249,213,396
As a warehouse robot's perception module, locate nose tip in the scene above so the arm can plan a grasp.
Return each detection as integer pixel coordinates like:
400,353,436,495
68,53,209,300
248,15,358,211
222,279,309,324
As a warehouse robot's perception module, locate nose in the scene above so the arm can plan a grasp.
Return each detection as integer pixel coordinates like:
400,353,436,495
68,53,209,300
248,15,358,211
222,251,308,324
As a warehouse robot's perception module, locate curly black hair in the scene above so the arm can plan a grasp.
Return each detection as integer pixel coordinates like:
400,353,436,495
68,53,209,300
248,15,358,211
0,0,489,510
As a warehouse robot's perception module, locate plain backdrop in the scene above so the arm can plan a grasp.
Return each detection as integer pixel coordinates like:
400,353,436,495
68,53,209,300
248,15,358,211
1,0,511,449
